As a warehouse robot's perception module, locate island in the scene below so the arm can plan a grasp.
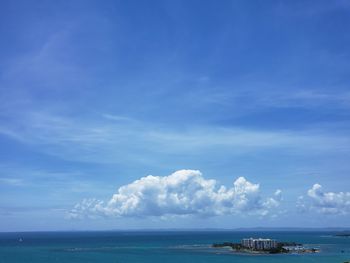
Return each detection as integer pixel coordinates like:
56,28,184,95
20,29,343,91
212,238,319,254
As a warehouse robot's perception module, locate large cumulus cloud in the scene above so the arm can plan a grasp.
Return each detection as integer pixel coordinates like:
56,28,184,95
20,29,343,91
68,170,282,219
297,183,350,215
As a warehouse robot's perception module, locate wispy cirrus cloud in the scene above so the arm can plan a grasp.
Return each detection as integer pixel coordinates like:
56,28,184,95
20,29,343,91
185,86,350,112
0,164,114,195
68,169,282,219
0,111,349,164
0,177,24,186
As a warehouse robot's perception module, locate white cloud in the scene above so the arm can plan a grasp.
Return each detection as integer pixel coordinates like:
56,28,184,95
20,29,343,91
68,170,282,219
297,184,350,215
68,198,105,219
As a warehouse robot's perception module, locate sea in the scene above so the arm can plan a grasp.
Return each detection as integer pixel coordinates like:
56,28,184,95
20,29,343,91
0,231,349,263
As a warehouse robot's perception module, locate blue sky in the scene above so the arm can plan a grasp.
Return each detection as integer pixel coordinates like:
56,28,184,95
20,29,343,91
0,0,350,231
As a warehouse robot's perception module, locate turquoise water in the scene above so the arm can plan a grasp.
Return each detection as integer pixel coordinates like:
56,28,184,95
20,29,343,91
0,231,349,262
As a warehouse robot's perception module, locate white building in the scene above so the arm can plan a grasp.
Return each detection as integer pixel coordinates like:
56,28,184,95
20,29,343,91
241,238,277,250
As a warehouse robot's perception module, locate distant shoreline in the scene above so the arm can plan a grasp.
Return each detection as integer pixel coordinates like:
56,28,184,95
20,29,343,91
334,232,350,237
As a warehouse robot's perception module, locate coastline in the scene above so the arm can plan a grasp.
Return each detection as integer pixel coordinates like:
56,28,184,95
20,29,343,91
212,240,320,255
212,246,320,255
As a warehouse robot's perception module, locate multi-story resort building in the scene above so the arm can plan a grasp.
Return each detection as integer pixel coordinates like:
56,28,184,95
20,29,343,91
241,238,278,250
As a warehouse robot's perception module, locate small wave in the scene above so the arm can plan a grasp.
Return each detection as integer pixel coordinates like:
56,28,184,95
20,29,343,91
169,244,211,249
62,246,135,252
61,245,166,253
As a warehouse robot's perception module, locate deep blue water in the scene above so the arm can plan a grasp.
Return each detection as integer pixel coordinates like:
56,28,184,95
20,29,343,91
0,231,349,263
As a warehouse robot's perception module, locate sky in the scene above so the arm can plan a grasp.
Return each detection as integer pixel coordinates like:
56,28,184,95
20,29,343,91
0,0,350,232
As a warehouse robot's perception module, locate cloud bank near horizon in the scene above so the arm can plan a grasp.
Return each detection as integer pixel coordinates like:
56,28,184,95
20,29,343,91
68,170,282,219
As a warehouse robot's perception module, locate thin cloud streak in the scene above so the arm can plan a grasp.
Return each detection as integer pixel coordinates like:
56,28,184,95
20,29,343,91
0,111,349,164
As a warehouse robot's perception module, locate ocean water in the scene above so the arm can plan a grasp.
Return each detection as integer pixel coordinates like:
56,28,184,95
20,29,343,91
0,231,349,263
